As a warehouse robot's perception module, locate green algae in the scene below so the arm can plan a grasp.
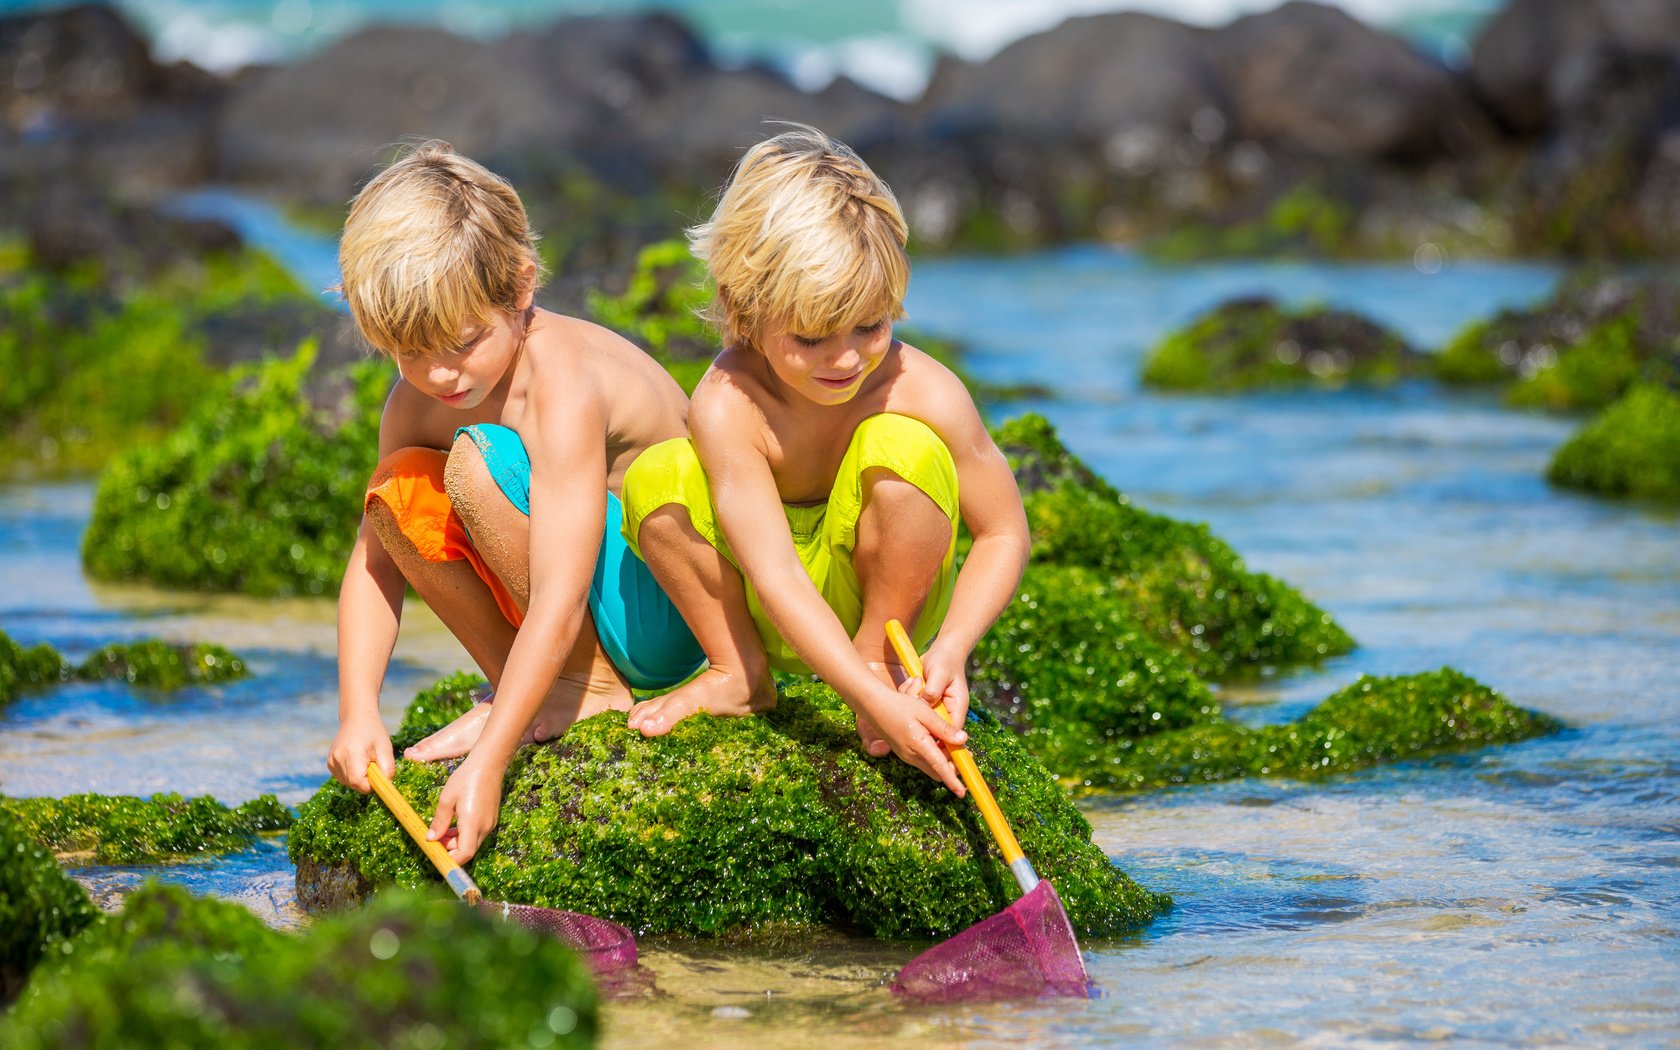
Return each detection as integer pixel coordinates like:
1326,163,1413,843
82,342,389,596
0,793,292,865
1142,298,1419,392
75,641,246,689
0,805,99,1004
0,247,317,479
0,630,66,707
0,883,598,1050
994,417,1354,679
290,677,1169,940
1548,383,1680,501
1067,668,1563,793
1506,312,1645,413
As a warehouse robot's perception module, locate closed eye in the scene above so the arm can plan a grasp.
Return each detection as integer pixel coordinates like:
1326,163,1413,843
792,333,825,348
856,319,887,334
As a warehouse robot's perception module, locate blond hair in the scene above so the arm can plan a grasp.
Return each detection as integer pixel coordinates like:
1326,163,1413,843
338,140,545,358
689,124,909,352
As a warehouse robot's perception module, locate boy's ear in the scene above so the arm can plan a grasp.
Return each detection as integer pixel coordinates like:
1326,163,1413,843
516,261,539,310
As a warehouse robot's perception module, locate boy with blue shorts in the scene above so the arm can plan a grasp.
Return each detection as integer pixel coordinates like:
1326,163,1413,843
325,142,772,863
620,126,1031,794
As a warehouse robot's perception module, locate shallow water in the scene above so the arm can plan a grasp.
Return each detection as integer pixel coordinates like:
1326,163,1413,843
5,244,1679,1046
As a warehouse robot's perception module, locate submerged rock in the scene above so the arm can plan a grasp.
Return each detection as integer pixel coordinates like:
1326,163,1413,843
0,883,598,1049
1141,296,1421,391
1548,382,1680,501
0,630,249,704
0,805,98,1004
290,677,1170,940
1069,668,1563,792
0,792,290,865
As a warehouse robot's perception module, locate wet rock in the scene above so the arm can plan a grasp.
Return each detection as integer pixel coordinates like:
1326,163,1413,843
0,629,64,707
0,792,289,864
289,676,1170,939
1548,382,1680,500
1142,296,1422,391
1437,271,1680,410
0,884,598,1048
0,808,98,1004
75,639,246,688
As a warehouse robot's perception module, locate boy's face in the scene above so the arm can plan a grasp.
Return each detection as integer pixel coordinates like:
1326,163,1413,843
758,315,893,407
394,305,526,410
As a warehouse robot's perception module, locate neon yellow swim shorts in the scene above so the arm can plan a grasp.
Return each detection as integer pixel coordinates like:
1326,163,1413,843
621,413,959,673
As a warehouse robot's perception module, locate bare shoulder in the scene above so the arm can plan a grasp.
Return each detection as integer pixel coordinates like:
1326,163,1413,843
885,340,985,438
689,350,766,443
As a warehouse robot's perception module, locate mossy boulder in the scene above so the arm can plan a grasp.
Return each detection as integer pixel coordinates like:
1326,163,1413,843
289,677,1170,941
1071,668,1563,792
0,804,99,1004
993,416,1354,680
0,631,249,705
0,793,291,865
0,630,65,706
1142,297,1421,392
82,342,389,596
74,640,246,688
1547,383,1680,501
0,883,598,1049
1435,272,1680,412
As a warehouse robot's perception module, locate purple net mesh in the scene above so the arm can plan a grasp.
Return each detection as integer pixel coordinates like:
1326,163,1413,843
891,881,1092,1003
478,900,639,975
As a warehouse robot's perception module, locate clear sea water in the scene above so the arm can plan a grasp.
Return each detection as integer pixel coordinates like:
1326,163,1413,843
3,195,1677,1045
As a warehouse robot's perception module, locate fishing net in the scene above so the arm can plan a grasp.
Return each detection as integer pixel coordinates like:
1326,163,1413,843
479,901,639,974
891,881,1091,1002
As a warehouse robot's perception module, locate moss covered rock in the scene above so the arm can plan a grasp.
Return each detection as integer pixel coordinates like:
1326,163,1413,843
993,416,1354,680
1142,297,1421,392
290,677,1169,941
0,804,99,1003
1435,273,1680,412
75,640,246,688
1070,668,1563,792
82,342,389,596
0,883,598,1049
1547,383,1680,501
0,793,291,864
0,630,66,706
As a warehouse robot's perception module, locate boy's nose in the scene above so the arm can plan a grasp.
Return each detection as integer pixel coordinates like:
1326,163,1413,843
428,363,460,387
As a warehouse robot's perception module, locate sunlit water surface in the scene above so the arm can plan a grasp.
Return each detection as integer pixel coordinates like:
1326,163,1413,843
5,243,1678,1047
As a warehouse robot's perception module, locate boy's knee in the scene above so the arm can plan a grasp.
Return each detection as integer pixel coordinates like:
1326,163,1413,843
860,468,951,536
442,433,494,508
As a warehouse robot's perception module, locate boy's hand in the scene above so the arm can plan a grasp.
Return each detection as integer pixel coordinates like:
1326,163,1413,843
428,755,504,865
905,643,971,728
328,713,394,793
857,688,969,797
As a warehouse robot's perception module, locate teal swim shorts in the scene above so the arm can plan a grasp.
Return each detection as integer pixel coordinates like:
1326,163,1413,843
455,424,705,691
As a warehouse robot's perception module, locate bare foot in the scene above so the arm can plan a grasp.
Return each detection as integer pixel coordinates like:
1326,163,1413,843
405,698,494,762
627,667,776,737
405,666,633,762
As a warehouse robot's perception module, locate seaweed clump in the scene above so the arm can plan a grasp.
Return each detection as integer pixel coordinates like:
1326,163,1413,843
81,342,389,596
0,793,291,864
1142,297,1421,392
1074,669,1564,792
74,640,246,688
992,415,1354,680
1547,382,1680,501
289,676,1169,941
0,630,65,706
0,804,99,1004
0,884,598,1049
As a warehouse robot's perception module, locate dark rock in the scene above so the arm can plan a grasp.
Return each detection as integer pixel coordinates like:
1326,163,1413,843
1205,1,1481,163
1470,0,1680,133
24,190,240,274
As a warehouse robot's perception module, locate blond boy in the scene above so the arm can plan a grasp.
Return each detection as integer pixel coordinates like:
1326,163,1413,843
620,126,1031,793
325,141,771,863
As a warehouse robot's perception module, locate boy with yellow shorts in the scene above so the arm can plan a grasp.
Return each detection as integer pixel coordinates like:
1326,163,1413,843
620,125,1031,794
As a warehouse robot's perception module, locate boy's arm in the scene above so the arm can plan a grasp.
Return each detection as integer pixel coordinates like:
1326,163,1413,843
689,383,969,795
328,384,427,793
904,357,1031,725
427,379,609,864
